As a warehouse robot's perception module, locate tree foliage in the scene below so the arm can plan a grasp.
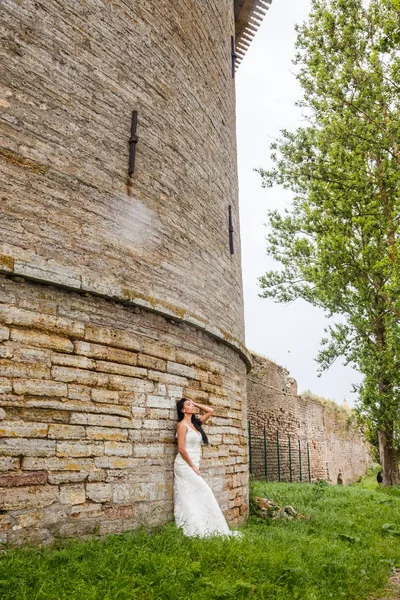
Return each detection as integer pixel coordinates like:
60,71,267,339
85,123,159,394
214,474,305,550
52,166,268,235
258,0,400,483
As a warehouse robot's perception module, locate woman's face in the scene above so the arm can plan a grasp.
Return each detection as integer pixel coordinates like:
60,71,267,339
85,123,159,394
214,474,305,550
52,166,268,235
183,400,196,414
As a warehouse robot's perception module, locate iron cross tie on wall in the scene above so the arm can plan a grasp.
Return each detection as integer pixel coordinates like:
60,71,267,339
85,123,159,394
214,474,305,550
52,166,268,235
128,110,138,176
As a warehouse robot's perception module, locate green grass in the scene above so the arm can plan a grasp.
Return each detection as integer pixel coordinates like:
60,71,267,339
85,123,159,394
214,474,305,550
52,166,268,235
1,481,400,600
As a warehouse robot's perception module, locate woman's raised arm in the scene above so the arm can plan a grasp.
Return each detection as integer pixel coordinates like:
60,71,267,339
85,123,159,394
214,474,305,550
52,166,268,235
193,401,214,424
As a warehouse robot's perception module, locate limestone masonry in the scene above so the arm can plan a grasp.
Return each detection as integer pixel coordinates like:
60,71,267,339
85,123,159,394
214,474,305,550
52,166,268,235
0,0,261,544
0,276,247,544
247,354,373,485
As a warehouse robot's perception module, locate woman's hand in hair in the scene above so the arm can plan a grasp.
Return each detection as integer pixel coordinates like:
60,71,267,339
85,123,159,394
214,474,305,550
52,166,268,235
192,401,214,424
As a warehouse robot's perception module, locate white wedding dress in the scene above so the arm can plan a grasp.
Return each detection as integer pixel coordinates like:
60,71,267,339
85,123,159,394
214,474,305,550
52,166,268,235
174,423,237,537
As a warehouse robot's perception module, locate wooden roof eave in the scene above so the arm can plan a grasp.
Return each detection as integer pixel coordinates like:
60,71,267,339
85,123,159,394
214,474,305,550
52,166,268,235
234,0,273,69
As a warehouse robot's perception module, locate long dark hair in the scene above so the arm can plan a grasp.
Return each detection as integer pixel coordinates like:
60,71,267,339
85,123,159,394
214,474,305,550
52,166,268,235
176,398,209,445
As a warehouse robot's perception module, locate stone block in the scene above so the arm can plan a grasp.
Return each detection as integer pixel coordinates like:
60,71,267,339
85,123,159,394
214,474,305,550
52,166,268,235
147,395,173,409
174,350,200,368
135,482,158,502
58,520,98,538
86,482,113,503
137,354,166,371
107,347,138,366
0,346,13,359
51,354,96,369
86,427,128,441
148,370,187,386
112,483,133,504
0,514,11,532
16,347,50,364
73,341,108,359
52,365,108,386
107,376,152,394
0,325,10,341
194,368,208,383
0,306,84,338
0,485,59,511
85,325,141,352
71,503,103,519
96,360,143,378
0,360,50,379
7,527,54,547
48,472,88,484
148,408,171,419
0,456,20,471
70,413,134,429
0,408,5,420
91,388,119,404
0,471,47,487
0,378,12,394
94,456,136,469
60,484,86,505
22,456,93,471
57,441,104,457
14,260,81,289
142,340,175,361
10,328,74,352
209,373,223,386
167,361,196,379
104,441,133,456
98,520,135,536
15,510,44,529
43,504,70,526
67,384,91,401
134,444,164,458
13,378,68,397
103,504,133,519
167,385,184,398
88,469,106,482
142,419,165,429
0,438,55,457
48,424,86,440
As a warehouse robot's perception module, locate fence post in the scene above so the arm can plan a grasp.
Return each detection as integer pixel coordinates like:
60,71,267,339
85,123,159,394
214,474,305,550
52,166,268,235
298,439,302,482
276,430,281,482
307,442,311,483
263,426,268,480
288,435,292,483
248,420,252,476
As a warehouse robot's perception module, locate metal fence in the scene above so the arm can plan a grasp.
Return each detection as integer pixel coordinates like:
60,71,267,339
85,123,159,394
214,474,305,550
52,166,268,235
248,421,311,483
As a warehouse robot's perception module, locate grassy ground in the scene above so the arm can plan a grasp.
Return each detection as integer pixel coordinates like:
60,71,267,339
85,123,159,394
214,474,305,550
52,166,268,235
1,478,400,600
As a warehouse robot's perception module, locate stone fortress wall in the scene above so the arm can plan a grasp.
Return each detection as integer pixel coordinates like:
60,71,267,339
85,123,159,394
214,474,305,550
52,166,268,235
0,0,250,545
247,354,373,484
0,277,247,545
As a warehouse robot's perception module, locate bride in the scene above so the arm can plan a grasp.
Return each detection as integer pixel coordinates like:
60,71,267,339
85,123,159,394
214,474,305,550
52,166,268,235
174,398,239,537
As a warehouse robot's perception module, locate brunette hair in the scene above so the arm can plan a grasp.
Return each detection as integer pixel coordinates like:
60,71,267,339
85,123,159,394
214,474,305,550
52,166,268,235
176,398,209,445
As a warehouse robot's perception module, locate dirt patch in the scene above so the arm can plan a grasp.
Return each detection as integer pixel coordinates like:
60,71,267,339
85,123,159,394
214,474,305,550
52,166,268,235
370,570,400,600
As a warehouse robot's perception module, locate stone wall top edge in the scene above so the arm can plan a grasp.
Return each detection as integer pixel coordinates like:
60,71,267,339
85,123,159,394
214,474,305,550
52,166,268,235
0,263,252,372
248,350,353,417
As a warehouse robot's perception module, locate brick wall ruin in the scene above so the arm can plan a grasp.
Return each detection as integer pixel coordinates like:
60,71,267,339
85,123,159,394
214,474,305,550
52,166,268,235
247,354,373,484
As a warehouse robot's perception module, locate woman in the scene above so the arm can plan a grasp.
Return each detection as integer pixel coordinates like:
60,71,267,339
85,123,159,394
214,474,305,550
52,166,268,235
174,398,238,537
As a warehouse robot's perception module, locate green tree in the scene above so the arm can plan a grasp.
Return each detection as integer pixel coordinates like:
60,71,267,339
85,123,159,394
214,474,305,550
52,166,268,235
258,0,400,484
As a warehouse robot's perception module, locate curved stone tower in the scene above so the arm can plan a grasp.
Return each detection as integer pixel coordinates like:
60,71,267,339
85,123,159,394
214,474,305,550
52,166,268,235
0,0,271,544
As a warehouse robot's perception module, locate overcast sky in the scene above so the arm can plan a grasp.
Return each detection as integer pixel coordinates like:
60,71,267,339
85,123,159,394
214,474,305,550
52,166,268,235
236,0,362,406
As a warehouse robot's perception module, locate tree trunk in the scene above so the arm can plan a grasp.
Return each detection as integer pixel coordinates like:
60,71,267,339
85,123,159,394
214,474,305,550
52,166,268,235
378,429,400,486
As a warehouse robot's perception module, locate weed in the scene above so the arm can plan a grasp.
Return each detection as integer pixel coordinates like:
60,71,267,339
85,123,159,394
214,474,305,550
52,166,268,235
0,482,399,599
